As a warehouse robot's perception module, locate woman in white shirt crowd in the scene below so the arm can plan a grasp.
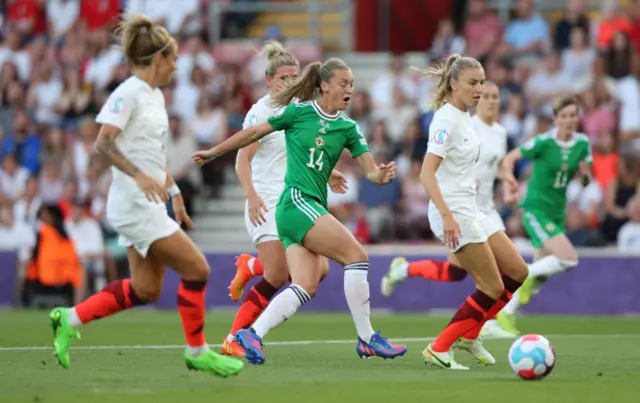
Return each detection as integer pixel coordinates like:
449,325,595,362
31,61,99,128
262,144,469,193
47,13,244,378
418,54,528,370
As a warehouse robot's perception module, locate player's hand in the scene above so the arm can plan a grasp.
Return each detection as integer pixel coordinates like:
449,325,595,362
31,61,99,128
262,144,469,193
192,149,216,166
329,170,349,194
172,194,194,229
248,192,268,227
442,211,462,250
377,161,396,184
134,172,168,203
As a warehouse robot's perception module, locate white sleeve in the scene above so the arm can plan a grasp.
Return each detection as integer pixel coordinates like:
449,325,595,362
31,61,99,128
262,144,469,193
96,85,136,131
427,116,455,159
243,107,263,129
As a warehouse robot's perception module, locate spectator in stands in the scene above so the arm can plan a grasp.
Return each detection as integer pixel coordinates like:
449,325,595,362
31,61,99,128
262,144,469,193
0,29,32,82
617,195,640,251
394,119,427,178
500,0,549,65
0,152,29,204
500,92,536,146
328,152,360,227
23,204,83,308
567,170,604,245
592,130,619,191
561,26,596,81
65,198,105,294
379,86,418,145
580,89,616,141
601,154,639,242
553,0,591,51
58,177,80,219
596,0,632,50
54,67,93,130
525,51,574,116
83,28,122,91
0,203,35,306
628,0,640,54
429,19,465,61
38,161,64,204
40,127,67,168
27,60,63,126
370,54,417,113
175,34,216,86
6,0,47,37
13,175,40,228
397,156,431,240
484,56,521,110
175,65,206,120
167,113,201,218
348,90,373,139
68,117,98,188
366,121,392,160
46,0,80,41
79,0,120,31
463,0,502,60
1,108,40,175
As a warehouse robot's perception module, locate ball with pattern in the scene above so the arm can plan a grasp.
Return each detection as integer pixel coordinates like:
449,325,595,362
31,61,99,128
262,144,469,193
508,334,556,380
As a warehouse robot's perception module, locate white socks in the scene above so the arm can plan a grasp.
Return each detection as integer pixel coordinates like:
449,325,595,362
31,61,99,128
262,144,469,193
501,291,523,315
187,345,209,357
527,256,566,277
67,307,83,329
344,262,376,343
252,284,310,338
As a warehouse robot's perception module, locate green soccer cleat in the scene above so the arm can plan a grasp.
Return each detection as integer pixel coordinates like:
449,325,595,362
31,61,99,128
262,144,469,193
380,257,409,297
496,311,520,336
49,307,81,369
184,349,245,377
518,275,540,305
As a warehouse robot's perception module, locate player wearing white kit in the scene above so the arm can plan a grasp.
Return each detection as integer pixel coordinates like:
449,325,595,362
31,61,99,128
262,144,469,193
409,55,528,370
48,14,243,377
381,83,507,295
222,42,347,356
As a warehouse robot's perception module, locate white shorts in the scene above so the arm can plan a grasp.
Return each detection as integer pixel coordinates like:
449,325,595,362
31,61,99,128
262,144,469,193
428,202,503,252
484,209,506,232
244,200,279,246
107,193,180,258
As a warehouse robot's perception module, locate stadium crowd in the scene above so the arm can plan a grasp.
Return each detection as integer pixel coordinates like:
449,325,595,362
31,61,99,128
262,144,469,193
1,0,640,305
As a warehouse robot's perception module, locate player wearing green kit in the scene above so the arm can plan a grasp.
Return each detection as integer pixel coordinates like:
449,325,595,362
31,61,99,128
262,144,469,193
492,96,592,335
193,58,408,364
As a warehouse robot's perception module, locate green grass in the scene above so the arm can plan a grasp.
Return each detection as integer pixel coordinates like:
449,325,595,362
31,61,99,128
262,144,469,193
1,310,640,403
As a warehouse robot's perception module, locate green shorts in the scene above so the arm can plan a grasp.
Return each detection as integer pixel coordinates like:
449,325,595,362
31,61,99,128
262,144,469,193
522,210,565,248
276,187,329,250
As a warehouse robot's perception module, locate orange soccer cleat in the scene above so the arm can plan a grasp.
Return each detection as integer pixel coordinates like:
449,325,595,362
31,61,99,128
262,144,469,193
228,254,257,302
221,338,246,357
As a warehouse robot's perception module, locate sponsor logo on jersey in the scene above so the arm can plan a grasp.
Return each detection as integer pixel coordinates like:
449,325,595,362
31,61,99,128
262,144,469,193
315,136,325,147
318,119,330,129
319,127,326,134
546,223,555,232
433,129,449,145
110,96,124,114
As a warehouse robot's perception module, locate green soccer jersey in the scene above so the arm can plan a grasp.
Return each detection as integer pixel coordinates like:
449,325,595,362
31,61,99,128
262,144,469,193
267,101,369,208
519,130,593,222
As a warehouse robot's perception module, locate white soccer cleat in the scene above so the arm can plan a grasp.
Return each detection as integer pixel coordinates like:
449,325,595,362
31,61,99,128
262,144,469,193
422,343,469,370
380,257,409,297
453,337,496,365
480,319,518,340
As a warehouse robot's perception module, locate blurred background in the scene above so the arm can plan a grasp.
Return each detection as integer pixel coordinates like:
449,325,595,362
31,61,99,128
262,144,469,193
0,0,639,311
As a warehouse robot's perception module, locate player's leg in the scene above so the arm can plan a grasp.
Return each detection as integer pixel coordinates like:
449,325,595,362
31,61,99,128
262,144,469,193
381,252,467,297
423,241,504,370
148,230,244,376
235,244,324,364
224,237,288,356
302,213,407,359
228,254,264,302
50,247,165,368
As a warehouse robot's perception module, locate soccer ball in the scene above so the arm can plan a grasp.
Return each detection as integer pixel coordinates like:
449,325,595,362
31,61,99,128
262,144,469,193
508,334,556,380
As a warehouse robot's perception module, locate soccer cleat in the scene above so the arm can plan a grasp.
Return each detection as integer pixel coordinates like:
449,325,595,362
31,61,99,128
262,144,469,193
49,307,81,369
517,276,540,305
453,337,496,365
184,349,244,377
380,257,409,297
496,312,520,336
229,254,256,302
221,338,246,357
423,343,469,370
356,331,408,359
235,328,265,365
480,319,518,339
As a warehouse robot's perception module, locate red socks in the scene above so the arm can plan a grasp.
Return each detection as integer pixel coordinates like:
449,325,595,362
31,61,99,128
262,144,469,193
230,278,280,335
408,260,467,282
177,280,207,347
75,279,145,324
431,289,497,353
250,258,264,276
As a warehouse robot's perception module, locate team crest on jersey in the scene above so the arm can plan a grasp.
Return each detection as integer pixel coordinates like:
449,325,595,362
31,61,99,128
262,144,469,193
110,96,124,114
315,136,325,147
434,129,449,145
546,223,555,232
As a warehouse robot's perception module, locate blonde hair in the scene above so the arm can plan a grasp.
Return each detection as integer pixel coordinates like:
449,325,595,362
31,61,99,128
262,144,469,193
418,54,483,110
261,41,299,78
116,14,175,67
552,95,580,116
272,58,349,107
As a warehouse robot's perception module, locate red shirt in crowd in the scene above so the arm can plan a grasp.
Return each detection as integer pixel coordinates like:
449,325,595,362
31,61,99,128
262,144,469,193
80,0,121,31
7,0,47,36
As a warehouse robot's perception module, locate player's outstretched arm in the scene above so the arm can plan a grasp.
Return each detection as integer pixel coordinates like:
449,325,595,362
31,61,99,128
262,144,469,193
192,122,275,166
498,148,522,185
355,152,396,185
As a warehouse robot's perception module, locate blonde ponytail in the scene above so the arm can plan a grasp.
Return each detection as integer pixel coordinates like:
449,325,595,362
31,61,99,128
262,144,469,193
417,54,482,110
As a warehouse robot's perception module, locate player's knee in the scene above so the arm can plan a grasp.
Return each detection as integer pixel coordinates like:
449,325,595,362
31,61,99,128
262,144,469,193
342,246,368,266
264,265,289,288
318,260,330,283
513,261,529,283
295,280,319,298
479,278,504,300
135,283,163,302
186,254,210,282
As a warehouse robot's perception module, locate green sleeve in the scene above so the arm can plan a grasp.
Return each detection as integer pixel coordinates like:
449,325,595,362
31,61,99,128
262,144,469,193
519,135,546,160
345,123,369,158
267,104,296,131
582,139,593,165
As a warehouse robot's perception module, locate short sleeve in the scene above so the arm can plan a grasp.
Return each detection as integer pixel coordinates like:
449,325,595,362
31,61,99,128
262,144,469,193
96,86,136,131
427,118,454,159
582,139,593,165
519,135,546,160
345,123,369,158
267,104,296,131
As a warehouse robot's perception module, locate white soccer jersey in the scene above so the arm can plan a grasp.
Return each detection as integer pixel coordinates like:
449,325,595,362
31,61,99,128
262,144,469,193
244,94,287,205
472,115,507,214
427,103,480,207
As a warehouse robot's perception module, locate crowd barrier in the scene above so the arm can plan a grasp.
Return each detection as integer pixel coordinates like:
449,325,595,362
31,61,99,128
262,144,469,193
1,246,638,314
